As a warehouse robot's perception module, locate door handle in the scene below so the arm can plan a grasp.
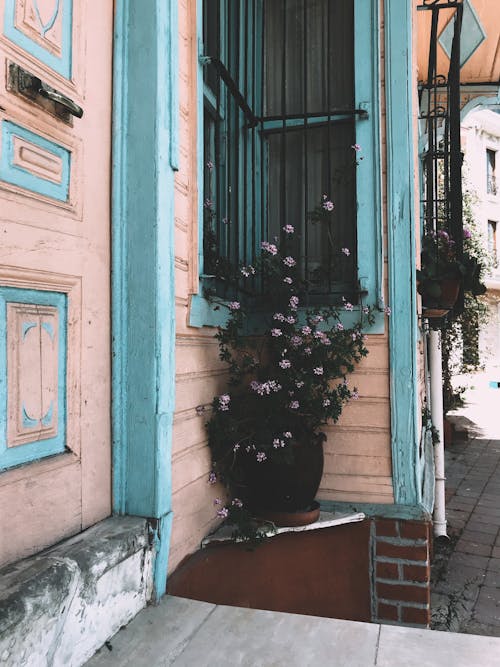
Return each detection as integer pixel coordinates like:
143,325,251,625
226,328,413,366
38,84,84,119
8,63,84,120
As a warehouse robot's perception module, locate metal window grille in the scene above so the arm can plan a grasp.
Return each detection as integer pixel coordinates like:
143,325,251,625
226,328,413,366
418,0,464,310
202,0,360,302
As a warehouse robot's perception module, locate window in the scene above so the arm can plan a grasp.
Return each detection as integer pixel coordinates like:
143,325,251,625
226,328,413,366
196,0,381,320
487,148,497,196
488,220,497,262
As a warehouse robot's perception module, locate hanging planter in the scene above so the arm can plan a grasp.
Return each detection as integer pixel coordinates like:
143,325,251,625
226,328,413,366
419,276,461,319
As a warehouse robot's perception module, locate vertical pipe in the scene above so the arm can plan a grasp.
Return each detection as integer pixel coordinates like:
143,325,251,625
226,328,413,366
430,328,447,537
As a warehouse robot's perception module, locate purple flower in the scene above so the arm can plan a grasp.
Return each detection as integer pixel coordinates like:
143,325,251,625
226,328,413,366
232,498,243,508
279,359,291,369
362,306,370,314
283,431,292,438
384,306,391,316
295,381,304,389
313,366,324,375
218,394,231,411
289,295,299,310
344,301,354,312
273,438,285,449
352,389,359,400
323,399,331,407
261,241,278,255
271,328,283,337
311,315,323,324
463,227,472,240
283,224,294,234
437,230,450,241
283,277,293,284
273,312,285,322
240,265,255,278
217,507,229,518
214,498,222,505
228,301,240,310
322,200,335,211
336,323,344,331
301,326,312,335
286,316,296,324
233,443,240,452
352,143,362,152
290,335,303,347
289,401,300,410
283,256,297,268
256,452,267,462
208,472,217,485
304,347,312,356
341,247,350,256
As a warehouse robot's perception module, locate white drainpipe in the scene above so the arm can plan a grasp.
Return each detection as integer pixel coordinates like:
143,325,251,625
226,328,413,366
429,328,448,537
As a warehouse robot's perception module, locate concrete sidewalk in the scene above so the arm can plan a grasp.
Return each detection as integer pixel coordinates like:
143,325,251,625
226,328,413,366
86,595,500,666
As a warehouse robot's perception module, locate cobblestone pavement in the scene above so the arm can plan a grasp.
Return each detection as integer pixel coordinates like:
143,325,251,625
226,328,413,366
431,372,500,635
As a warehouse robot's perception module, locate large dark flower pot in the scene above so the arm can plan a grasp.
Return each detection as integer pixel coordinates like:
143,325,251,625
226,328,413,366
238,437,324,526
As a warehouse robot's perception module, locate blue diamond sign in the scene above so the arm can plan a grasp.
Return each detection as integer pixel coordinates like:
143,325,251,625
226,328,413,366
439,0,486,68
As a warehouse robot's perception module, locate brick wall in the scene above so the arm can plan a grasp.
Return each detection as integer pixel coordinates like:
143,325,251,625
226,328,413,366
372,518,432,627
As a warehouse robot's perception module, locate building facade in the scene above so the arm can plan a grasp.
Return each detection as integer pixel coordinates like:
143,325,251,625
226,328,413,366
1,0,499,663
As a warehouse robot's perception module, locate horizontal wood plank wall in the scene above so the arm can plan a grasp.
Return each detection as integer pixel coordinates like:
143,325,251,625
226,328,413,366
169,0,394,574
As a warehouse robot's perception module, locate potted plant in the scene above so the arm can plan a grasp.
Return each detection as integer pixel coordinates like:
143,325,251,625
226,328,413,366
417,228,486,317
205,218,378,540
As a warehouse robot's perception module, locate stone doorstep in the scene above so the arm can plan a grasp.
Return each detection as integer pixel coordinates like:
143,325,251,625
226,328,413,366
0,516,155,667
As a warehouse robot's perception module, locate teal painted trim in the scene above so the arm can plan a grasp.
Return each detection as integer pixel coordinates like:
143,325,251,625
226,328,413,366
319,500,431,522
168,0,179,171
354,0,383,310
3,0,73,79
0,121,70,202
151,511,173,601
111,0,177,594
111,0,130,515
384,0,420,507
196,0,204,279
0,288,67,470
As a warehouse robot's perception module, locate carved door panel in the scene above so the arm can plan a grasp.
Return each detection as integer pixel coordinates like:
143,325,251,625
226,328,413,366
0,1,113,565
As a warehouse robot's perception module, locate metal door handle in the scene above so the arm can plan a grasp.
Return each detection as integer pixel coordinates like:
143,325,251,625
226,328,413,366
38,84,84,118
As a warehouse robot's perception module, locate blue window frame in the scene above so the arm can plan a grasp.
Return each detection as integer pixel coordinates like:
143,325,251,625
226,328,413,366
192,0,383,331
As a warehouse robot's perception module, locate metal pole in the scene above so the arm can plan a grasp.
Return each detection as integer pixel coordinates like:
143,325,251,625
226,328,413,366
429,328,448,537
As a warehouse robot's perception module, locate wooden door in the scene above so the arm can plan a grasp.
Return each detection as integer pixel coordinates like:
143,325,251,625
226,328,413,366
0,0,113,565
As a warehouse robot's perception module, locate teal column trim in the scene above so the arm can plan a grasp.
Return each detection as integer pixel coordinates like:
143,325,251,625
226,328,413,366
112,0,177,599
384,0,420,506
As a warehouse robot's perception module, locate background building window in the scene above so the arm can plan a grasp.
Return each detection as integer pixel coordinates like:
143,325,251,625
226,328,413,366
487,148,497,195
488,219,497,262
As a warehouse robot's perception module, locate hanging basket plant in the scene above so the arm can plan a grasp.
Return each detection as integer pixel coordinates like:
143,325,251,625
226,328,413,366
417,228,486,319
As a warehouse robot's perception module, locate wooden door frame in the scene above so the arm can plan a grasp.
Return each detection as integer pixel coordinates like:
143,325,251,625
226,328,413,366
112,0,178,600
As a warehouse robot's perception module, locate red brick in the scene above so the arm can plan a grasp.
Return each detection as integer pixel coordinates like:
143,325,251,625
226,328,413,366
376,561,399,580
401,606,430,626
403,564,430,583
376,541,428,561
376,519,399,537
377,582,430,605
378,602,399,621
399,521,430,540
